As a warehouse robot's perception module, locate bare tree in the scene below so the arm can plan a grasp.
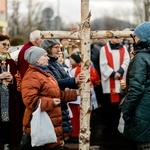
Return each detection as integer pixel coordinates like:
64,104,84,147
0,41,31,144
7,0,45,39
144,0,150,21
25,0,43,34
7,0,64,40
7,0,21,36
133,0,150,23
90,17,135,30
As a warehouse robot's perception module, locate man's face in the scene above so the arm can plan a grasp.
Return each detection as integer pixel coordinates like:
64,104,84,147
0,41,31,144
110,37,123,44
36,38,43,47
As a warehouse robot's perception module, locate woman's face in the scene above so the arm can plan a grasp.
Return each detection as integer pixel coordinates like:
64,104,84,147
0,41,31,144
129,46,134,59
36,52,49,66
134,36,140,43
48,44,61,58
0,39,10,54
57,53,64,64
60,39,69,47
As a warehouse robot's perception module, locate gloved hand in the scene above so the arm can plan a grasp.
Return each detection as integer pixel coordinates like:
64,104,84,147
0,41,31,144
123,113,132,124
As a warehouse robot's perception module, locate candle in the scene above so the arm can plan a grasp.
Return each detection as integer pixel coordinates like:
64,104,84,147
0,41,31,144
7,64,10,72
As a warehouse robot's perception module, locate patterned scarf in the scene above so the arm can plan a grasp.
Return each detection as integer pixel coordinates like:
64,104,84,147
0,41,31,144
0,56,10,122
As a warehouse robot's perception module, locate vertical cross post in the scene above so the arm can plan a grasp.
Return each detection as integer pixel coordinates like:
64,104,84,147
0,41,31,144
79,0,91,150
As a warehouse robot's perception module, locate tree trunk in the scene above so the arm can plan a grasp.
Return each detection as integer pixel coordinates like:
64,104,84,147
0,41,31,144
79,0,91,149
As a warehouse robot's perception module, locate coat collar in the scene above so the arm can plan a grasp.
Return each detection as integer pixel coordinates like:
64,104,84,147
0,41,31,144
48,55,58,62
28,65,50,76
134,40,150,54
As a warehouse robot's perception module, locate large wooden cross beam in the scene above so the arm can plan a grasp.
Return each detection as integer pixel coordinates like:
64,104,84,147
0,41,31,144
40,30,133,40
40,0,133,149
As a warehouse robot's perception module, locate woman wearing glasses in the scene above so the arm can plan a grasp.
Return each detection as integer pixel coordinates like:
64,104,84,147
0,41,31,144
122,22,150,150
0,34,22,150
40,39,85,143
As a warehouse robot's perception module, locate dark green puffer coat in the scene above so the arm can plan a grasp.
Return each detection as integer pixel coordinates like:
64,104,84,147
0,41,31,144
122,40,150,142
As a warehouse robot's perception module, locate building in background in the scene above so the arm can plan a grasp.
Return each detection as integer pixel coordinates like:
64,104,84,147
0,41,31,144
0,0,8,34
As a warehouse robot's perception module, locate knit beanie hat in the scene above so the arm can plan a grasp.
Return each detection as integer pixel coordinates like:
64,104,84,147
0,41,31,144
70,52,82,64
24,46,46,65
40,39,60,50
134,22,150,41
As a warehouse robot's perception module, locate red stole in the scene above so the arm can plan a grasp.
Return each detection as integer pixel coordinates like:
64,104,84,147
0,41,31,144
105,45,125,103
74,64,100,87
74,65,81,77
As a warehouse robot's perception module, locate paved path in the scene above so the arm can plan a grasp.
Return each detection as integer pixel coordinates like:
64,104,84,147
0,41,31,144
65,107,137,150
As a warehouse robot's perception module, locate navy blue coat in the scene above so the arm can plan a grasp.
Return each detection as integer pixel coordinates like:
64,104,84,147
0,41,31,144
47,56,77,90
47,55,78,134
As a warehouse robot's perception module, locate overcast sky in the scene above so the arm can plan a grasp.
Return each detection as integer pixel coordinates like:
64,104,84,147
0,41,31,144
20,0,134,24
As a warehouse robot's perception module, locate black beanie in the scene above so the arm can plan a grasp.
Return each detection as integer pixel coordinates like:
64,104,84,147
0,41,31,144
70,52,82,63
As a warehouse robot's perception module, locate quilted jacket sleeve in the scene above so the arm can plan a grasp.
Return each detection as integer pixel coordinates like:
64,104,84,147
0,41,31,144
60,90,77,103
122,53,148,121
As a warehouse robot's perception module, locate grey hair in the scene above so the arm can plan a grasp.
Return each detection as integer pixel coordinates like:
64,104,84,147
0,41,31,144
29,30,41,43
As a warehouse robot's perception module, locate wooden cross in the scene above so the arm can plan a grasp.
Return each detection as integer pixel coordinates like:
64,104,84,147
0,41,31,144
40,0,133,149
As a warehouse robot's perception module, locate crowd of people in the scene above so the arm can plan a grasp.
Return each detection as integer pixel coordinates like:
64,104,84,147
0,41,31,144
0,21,149,150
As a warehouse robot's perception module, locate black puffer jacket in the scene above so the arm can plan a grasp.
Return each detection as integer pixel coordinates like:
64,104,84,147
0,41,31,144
122,40,150,142
47,55,78,134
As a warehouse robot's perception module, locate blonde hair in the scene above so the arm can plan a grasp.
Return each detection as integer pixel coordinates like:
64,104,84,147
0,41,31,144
29,30,41,43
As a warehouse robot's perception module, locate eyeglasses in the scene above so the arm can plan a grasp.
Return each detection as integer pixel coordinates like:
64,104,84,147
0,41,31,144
115,36,119,39
130,34,136,43
0,43,10,48
130,34,136,39
52,46,60,50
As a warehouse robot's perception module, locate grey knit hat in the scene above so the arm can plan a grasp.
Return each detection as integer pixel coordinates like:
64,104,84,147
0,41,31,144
134,22,150,41
24,46,46,65
40,39,60,50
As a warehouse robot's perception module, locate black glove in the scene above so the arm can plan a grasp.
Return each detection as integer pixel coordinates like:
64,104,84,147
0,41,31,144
123,113,132,124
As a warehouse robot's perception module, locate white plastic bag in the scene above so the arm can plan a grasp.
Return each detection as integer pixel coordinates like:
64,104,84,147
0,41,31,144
90,87,98,110
118,112,125,134
31,99,57,147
